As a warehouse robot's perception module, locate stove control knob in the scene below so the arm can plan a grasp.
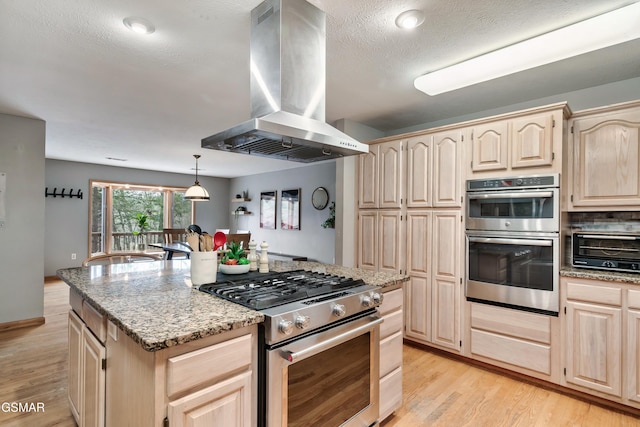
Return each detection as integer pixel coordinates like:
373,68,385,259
361,295,373,308
294,315,310,329
332,304,346,317
372,292,384,305
278,319,294,335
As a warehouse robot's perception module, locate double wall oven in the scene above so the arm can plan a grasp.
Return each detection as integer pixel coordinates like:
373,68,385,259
465,175,560,315
200,270,383,426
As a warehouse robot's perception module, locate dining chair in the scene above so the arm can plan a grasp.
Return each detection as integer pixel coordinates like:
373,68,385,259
82,252,163,266
163,228,188,244
225,233,251,249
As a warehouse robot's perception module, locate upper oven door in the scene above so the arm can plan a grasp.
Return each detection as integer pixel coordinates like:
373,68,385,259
266,313,382,427
466,188,559,232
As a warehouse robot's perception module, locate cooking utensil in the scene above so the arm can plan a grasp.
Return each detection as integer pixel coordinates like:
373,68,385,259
187,224,202,235
213,232,226,251
187,233,200,253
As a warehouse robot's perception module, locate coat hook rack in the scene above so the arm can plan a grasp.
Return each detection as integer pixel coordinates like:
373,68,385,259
45,187,83,199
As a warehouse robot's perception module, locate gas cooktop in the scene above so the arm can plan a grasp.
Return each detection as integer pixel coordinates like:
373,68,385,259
198,270,367,310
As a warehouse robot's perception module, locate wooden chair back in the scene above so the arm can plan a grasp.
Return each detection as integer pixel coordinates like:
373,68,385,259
225,233,251,249
163,228,188,244
82,252,163,266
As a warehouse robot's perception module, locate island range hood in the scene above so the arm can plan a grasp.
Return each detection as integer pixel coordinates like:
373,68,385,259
201,0,369,163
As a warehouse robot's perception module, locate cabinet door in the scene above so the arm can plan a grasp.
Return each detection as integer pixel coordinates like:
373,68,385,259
82,328,106,427
357,211,378,271
378,140,404,209
405,211,431,342
571,110,640,208
68,310,83,424
406,137,432,208
511,112,554,169
432,130,462,207
471,121,508,172
431,211,462,351
378,210,403,274
168,371,252,427
565,301,622,397
358,146,378,208
628,309,640,404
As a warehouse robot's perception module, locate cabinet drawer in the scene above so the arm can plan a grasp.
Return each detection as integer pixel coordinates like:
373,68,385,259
380,310,403,340
380,331,403,378
566,281,622,306
379,367,402,422
69,289,83,317
629,289,640,309
379,288,403,316
166,334,252,398
471,303,550,344
82,300,107,343
471,329,551,375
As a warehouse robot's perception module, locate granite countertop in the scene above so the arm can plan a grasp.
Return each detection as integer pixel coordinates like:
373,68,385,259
560,267,640,285
57,260,408,352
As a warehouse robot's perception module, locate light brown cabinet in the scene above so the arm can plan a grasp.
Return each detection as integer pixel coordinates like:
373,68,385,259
378,287,404,422
406,129,463,208
567,101,640,210
357,210,403,273
68,292,106,427
358,140,404,209
468,103,568,178
404,210,462,353
627,290,640,405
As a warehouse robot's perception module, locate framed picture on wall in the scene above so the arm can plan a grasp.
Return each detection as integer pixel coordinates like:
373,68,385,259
281,188,300,230
260,191,277,229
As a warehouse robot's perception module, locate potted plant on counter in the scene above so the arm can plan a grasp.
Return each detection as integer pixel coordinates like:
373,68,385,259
220,241,250,274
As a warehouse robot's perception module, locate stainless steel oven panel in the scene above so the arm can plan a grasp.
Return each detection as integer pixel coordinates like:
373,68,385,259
266,314,382,426
466,188,559,233
466,232,560,313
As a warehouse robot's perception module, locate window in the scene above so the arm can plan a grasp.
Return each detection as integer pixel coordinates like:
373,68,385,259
89,181,194,255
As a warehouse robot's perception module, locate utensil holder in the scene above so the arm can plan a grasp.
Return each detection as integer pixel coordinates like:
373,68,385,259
190,252,217,285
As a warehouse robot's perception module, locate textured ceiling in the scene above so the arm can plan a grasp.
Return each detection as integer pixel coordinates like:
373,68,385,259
1,0,639,177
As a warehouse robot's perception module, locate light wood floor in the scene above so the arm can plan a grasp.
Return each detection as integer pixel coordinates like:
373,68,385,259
2,280,640,427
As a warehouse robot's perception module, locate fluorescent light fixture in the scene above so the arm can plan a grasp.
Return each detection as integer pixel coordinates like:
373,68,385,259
123,17,155,35
414,2,640,95
395,10,425,29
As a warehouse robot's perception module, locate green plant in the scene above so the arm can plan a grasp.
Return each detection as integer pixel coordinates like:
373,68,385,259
132,212,150,236
221,241,249,265
321,201,335,229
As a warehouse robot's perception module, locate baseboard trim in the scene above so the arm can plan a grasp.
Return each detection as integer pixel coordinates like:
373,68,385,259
45,275,60,283
0,316,45,332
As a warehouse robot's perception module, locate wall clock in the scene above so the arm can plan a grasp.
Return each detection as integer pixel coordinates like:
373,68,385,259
311,187,329,210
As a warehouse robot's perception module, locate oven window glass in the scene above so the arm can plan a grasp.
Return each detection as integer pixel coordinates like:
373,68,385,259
470,195,554,219
468,240,553,291
574,235,640,261
287,333,370,426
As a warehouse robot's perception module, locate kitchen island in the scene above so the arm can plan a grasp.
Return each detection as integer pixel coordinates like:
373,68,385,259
57,259,408,427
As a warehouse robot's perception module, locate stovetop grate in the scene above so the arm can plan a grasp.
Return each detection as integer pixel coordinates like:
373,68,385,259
199,270,365,310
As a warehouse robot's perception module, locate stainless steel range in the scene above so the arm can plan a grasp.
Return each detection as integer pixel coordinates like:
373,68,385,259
199,269,383,427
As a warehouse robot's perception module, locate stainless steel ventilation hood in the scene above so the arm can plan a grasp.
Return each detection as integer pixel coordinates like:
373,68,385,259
201,0,369,163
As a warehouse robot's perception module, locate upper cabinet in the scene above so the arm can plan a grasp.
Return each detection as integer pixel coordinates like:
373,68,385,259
407,129,463,208
567,101,640,210
467,103,569,179
358,140,404,209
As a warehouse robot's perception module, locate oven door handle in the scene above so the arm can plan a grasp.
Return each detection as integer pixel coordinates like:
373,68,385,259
468,236,553,246
283,316,383,363
467,191,554,200
578,234,638,240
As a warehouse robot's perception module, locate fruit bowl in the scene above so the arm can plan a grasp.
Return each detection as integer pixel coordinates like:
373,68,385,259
219,263,250,275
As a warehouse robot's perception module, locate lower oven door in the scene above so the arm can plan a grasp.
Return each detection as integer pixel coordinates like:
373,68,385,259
466,232,559,314
266,312,382,427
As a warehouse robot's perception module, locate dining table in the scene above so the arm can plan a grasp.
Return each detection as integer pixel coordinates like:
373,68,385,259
148,242,192,260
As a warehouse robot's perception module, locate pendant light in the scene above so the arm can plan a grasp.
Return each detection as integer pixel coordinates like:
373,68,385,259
185,154,210,201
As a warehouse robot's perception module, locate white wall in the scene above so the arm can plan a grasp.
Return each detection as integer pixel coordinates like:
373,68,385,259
229,162,337,264
44,159,231,276
0,113,45,324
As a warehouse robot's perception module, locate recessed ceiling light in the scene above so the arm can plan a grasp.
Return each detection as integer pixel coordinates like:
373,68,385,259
123,17,155,35
395,10,425,29
105,157,128,162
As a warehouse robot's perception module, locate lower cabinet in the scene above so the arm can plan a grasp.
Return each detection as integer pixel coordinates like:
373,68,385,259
469,302,560,382
68,309,106,427
378,287,404,422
